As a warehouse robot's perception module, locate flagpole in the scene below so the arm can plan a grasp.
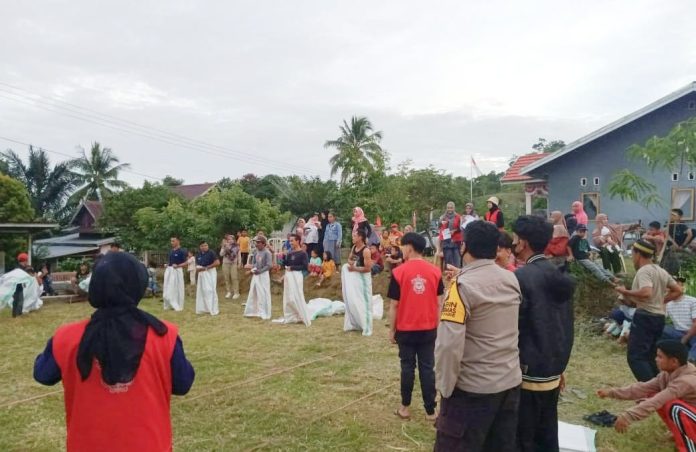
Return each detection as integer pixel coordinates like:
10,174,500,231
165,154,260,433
470,156,474,203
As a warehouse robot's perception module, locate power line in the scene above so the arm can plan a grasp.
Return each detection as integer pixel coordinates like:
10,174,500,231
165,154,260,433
0,136,164,182
0,82,314,174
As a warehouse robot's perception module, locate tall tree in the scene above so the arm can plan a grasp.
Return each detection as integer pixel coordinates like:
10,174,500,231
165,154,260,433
162,175,184,186
325,116,387,186
1,146,77,221
70,142,130,202
532,138,566,153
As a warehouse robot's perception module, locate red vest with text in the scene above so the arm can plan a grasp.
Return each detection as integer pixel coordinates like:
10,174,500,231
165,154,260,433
52,319,178,452
393,259,442,331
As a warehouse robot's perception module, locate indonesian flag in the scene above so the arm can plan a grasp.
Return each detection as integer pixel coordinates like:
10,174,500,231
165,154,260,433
471,157,483,177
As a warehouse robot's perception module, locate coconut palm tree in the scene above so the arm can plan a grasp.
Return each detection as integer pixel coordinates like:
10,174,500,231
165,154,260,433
70,142,130,202
1,146,78,221
324,116,386,186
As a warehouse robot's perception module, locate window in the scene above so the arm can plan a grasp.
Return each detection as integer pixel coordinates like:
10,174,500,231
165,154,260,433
672,173,679,182
581,192,600,221
689,100,696,110
689,171,695,181
672,188,695,221
580,177,587,187
593,177,600,186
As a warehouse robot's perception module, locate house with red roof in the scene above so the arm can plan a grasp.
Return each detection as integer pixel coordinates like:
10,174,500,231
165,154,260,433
501,153,548,215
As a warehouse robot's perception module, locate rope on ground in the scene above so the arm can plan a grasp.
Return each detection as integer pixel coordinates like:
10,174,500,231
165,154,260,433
177,346,358,405
401,423,422,448
307,381,399,424
0,390,62,410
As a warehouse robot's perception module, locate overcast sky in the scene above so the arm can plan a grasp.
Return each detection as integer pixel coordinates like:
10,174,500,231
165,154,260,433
1,1,695,186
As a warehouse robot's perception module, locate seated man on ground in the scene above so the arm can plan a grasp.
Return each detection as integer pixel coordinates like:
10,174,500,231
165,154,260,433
643,221,667,256
663,276,696,363
669,209,695,251
370,244,384,275
568,224,619,285
597,340,696,450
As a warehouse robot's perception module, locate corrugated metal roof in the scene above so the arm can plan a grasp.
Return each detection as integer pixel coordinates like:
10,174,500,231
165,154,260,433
170,183,216,200
35,245,100,259
34,233,115,247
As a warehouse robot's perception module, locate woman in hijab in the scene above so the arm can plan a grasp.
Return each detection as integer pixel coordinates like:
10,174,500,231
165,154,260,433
351,207,371,237
545,210,570,266
33,252,194,451
571,201,589,227
592,213,638,274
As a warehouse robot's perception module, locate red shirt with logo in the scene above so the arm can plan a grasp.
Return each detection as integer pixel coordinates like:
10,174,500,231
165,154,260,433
52,319,178,452
388,259,444,331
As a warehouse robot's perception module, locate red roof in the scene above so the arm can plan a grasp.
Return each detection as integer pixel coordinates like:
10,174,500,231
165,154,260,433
501,153,547,183
170,183,216,200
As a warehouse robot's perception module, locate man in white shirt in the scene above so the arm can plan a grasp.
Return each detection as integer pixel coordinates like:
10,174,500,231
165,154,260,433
663,276,696,363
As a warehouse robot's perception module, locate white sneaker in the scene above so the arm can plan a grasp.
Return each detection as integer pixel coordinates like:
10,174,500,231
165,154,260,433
225,292,231,299
232,293,240,300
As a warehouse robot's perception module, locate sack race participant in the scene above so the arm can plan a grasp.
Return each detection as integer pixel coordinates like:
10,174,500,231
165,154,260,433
163,236,187,311
244,236,273,320
282,234,311,326
597,340,696,451
33,252,194,451
195,241,220,316
0,270,43,315
342,230,374,336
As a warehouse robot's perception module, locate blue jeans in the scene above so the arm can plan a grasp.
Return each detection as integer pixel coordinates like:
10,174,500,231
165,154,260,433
662,325,696,362
442,239,462,268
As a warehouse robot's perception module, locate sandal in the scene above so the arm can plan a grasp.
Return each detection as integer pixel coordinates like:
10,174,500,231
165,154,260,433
394,409,411,420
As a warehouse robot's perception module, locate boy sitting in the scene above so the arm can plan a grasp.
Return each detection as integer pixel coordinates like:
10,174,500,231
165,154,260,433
567,224,618,284
643,221,667,256
597,340,696,450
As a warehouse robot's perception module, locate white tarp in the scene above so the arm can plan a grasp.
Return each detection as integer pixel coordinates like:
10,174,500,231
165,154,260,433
78,275,91,292
0,269,42,313
559,421,596,452
244,271,272,320
306,298,346,320
282,271,311,326
341,264,373,336
372,294,384,320
163,266,185,311
195,268,219,315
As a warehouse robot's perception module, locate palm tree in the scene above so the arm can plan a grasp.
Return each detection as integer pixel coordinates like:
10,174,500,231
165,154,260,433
324,116,386,186
70,142,130,202
1,146,78,221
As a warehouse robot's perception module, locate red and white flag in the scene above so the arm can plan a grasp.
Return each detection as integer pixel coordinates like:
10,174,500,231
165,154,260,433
471,157,483,177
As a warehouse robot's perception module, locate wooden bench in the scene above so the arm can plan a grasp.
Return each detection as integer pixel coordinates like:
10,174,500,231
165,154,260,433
51,271,77,294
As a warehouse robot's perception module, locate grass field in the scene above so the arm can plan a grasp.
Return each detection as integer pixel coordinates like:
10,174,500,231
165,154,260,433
0,274,678,452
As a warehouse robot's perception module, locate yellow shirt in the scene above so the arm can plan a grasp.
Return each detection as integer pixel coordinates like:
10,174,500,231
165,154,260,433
238,236,250,253
322,260,336,278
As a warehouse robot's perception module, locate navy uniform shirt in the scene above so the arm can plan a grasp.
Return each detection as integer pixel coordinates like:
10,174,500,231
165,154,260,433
196,250,218,267
169,248,188,266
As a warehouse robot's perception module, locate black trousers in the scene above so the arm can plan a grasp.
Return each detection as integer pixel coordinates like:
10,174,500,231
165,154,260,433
599,248,623,274
434,385,520,452
517,386,560,452
396,330,436,415
12,283,24,318
628,310,665,381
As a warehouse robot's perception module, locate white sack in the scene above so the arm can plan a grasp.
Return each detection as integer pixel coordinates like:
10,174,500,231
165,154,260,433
244,271,272,320
163,266,185,311
341,264,373,336
283,271,310,326
196,268,219,315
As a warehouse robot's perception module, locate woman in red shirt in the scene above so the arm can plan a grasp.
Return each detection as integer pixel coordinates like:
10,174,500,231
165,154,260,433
34,252,194,451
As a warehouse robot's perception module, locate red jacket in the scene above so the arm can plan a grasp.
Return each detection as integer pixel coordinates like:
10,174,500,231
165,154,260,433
52,319,178,452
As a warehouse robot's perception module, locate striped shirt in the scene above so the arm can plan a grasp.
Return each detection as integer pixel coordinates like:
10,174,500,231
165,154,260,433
666,295,696,332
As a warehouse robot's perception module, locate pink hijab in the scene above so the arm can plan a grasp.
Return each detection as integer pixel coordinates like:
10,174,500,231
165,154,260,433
572,201,588,226
352,207,367,232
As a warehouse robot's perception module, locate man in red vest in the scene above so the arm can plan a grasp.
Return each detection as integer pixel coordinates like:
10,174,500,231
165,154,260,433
388,232,444,421
34,252,195,451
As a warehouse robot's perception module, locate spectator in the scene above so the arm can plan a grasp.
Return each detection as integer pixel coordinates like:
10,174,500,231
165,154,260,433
438,202,463,268
370,244,384,275
484,197,504,230
315,251,336,287
512,215,576,452
571,201,588,227
308,249,323,277
545,211,570,266
33,252,194,451
669,209,695,250
220,234,240,300
380,230,391,252
643,221,667,256
318,210,329,255
568,224,618,284
592,214,639,274
385,245,404,271
39,264,56,296
662,276,696,363
238,229,251,266
351,207,371,237
388,223,404,248
147,261,159,297
322,211,343,266
564,213,578,236
496,232,516,271
460,202,479,233
186,251,196,287
434,221,522,451
71,263,91,295
303,214,321,257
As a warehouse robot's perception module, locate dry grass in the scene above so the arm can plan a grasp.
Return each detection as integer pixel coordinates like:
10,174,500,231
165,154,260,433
0,269,677,451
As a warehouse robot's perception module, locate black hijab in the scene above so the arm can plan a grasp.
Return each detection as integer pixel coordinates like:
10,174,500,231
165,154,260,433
77,252,168,385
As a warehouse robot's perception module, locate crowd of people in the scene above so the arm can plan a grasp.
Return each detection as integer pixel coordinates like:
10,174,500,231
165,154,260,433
1,197,693,451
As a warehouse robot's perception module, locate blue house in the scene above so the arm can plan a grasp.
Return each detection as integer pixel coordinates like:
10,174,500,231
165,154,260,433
510,82,696,227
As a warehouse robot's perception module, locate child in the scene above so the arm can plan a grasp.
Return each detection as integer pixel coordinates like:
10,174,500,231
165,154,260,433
568,224,619,285
643,221,667,256
370,244,384,275
316,251,337,287
384,245,403,271
186,251,196,286
497,232,516,271
147,261,159,297
380,230,391,252
597,340,696,449
308,249,323,277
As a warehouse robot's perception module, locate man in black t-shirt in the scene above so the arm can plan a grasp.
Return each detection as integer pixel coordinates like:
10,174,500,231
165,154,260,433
568,225,617,285
669,209,694,250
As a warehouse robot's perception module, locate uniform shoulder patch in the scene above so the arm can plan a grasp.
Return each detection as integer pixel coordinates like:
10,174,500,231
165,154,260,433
440,280,466,324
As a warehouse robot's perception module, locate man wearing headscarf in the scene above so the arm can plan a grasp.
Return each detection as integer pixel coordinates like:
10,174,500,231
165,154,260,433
484,197,504,230
571,201,589,227
438,202,463,268
33,252,194,451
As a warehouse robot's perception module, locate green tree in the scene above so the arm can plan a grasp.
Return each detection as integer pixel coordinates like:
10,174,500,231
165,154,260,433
70,142,130,202
162,175,184,186
1,146,77,222
238,173,282,201
99,182,182,249
325,116,387,186
532,138,566,153
0,174,35,222
274,176,339,219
